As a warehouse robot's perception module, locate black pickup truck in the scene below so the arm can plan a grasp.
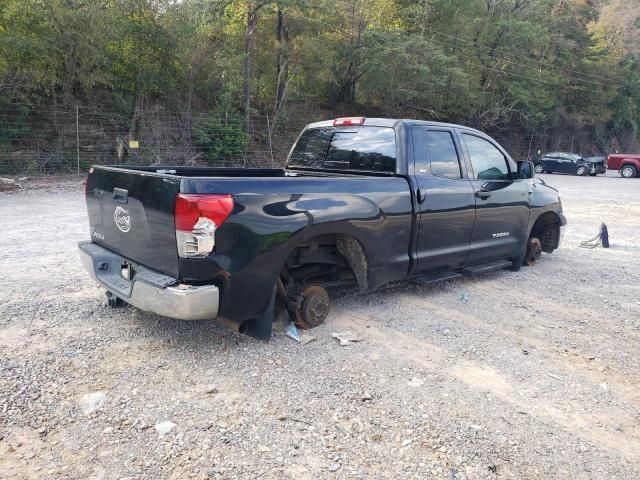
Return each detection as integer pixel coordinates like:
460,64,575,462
79,117,566,339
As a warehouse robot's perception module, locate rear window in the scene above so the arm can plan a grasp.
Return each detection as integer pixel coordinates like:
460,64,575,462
287,126,397,173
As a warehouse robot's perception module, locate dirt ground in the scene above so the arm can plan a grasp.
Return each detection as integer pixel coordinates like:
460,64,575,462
1,172,639,479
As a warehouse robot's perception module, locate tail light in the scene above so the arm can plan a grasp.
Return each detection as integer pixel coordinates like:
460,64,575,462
175,194,234,258
85,167,94,195
333,117,365,126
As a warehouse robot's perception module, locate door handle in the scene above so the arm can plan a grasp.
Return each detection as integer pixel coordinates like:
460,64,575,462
475,190,491,200
416,188,426,204
113,188,128,204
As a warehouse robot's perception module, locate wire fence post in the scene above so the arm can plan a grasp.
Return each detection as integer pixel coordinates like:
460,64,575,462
266,114,274,167
76,105,80,176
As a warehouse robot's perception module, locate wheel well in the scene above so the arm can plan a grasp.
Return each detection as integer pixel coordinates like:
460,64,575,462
530,212,561,253
282,234,368,291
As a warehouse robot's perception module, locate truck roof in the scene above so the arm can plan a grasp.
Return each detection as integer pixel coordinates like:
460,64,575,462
305,118,487,136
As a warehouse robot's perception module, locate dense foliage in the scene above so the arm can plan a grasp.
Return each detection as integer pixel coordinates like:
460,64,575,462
193,113,248,162
1,0,639,170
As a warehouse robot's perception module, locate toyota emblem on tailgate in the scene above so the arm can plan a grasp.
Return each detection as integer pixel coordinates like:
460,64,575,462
114,206,131,232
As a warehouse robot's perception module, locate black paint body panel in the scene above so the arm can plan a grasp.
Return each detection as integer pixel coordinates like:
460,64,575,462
85,168,182,277
180,176,414,321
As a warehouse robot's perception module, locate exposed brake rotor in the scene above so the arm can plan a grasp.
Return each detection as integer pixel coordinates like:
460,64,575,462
294,285,330,329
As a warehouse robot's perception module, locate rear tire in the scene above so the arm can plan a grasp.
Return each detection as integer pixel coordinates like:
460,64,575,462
534,164,545,174
621,165,637,178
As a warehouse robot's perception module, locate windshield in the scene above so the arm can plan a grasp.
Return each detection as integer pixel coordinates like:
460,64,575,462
287,126,397,173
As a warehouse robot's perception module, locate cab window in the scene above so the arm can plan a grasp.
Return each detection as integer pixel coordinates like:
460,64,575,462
463,134,511,181
412,128,462,179
288,126,397,173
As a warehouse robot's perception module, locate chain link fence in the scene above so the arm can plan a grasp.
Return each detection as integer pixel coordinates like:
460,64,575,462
1,107,637,175
0,108,309,175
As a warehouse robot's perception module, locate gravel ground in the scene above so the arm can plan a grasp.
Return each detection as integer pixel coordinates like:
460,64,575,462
1,172,639,479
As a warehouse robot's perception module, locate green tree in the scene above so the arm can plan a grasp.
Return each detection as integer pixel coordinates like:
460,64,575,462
193,113,248,163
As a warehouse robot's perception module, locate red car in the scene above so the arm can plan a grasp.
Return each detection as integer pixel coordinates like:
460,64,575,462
607,153,640,178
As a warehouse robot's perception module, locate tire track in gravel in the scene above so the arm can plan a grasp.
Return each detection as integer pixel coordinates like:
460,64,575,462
396,282,640,391
329,310,640,461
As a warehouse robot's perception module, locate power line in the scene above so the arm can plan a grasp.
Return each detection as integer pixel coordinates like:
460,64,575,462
419,38,587,92
425,35,616,91
428,29,615,86
302,2,625,90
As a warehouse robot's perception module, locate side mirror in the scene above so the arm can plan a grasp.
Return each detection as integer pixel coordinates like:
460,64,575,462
518,160,534,179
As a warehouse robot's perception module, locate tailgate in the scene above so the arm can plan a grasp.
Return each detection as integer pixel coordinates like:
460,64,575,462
85,167,181,277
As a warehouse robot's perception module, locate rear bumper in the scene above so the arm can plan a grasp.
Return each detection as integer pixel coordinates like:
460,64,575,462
78,241,219,320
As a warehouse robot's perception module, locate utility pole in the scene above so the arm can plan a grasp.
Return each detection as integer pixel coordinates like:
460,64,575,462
76,105,80,176
266,115,274,167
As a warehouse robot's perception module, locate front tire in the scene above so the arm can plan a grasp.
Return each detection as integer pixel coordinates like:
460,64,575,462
576,165,588,176
621,165,637,178
534,163,545,174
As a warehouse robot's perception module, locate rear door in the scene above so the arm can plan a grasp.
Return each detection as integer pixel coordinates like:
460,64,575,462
412,127,475,274
86,167,181,277
459,132,530,265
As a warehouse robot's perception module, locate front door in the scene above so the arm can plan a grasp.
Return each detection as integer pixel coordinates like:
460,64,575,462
412,128,476,274
556,153,575,173
459,132,531,265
